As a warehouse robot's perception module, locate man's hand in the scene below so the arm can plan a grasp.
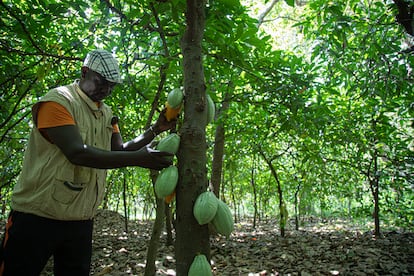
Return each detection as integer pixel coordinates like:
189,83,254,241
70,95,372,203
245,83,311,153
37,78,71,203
134,144,173,170
153,108,177,133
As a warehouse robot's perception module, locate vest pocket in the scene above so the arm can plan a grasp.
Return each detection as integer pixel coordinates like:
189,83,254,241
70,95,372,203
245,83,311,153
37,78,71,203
52,180,83,204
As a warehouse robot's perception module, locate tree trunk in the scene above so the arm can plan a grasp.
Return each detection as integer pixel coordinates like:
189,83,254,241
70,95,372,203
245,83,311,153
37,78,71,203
229,176,238,223
251,165,258,229
294,183,301,231
122,170,129,233
369,153,381,238
144,196,165,276
175,0,209,274
211,120,225,197
258,149,286,237
368,119,381,238
210,96,230,197
373,180,380,237
165,202,174,246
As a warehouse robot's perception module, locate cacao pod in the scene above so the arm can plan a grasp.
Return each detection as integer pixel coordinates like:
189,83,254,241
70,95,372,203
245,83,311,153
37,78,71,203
156,133,180,155
211,199,234,238
167,88,184,109
188,254,212,276
193,191,219,225
165,101,182,121
155,165,178,198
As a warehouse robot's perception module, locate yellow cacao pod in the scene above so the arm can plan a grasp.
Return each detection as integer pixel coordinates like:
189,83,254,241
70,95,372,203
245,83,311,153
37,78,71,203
165,101,182,122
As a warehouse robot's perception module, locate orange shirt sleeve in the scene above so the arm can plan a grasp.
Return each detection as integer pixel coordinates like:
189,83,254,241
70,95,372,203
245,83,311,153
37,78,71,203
37,101,76,129
37,101,120,133
112,123,120,133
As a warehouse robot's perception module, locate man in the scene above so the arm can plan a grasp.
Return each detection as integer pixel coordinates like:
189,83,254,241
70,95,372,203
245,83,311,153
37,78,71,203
0,50,176,275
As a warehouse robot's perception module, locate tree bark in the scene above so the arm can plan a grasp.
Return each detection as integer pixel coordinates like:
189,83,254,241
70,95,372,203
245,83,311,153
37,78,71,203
367,119,381,238
250,164,258,229
369,152,381,238
210,97,229,197
122,171,129,233
165,202,174,246
144,196,165,276
294,182,301,231
393,0,414,35
175,0,209,274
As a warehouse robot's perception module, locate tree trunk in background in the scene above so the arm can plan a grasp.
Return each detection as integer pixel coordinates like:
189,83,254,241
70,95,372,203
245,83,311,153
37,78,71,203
259,149,286,237
251,164,258,229
175,0,209,274
210,97,230,197
165,202,174,246
372,178,380,237
122,171,129,233
367,119,381,238
294,183,301,231
369,150,381,238
144,196,165,276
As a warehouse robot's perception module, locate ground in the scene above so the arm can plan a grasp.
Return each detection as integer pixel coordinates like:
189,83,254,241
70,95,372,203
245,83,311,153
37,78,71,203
39,209,413,275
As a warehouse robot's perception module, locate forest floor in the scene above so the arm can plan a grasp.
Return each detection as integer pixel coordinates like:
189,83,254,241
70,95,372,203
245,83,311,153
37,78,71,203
39,209,413,276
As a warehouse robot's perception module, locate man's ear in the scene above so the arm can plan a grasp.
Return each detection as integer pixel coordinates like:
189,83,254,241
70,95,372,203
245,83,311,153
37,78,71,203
81,66,89,79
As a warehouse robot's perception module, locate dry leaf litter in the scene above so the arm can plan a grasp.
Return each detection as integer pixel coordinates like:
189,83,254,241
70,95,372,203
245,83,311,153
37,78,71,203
34,209,414,276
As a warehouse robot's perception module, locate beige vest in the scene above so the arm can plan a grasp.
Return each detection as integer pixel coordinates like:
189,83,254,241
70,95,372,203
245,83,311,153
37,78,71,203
11,82,114,220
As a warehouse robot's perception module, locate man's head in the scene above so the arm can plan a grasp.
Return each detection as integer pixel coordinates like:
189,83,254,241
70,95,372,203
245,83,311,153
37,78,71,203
80,50,122,102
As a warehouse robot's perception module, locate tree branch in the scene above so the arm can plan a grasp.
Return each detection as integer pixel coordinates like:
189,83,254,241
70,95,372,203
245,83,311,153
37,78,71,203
257,0,280,28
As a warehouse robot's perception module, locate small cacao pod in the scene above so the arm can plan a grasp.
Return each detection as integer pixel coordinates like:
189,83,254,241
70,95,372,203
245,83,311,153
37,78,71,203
188,254,212,276
193,191,219,225
155,165,178,198
211,199,234,238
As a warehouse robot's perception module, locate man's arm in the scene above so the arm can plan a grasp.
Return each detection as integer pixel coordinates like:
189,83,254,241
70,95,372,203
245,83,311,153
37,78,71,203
46,125,172,170
111,125,161,152
111,110,176,151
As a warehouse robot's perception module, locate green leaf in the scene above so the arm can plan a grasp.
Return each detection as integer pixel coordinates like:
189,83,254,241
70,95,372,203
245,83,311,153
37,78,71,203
284,0,294,7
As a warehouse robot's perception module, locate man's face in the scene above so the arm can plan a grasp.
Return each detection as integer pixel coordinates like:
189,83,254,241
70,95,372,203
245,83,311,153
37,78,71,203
80,68,116,102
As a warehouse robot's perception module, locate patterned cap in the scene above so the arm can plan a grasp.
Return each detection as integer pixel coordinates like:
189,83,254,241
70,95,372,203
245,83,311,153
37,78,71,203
83,50,122,83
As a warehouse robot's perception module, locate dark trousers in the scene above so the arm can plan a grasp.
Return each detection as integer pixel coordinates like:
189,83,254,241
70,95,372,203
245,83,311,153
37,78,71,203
0,210,93,276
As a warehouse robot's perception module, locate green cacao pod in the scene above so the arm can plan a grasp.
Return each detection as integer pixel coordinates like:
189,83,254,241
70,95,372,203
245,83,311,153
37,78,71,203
188,254,212,276
211,199,234,238
206,94,215,124
167,88,184,109
156,133,180,154
155,165,178,198
193,191,219,225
